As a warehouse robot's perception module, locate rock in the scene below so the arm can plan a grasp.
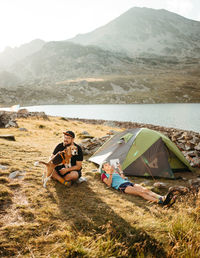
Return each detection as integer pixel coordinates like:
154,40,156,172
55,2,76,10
17,108,29,116
189,157,200,167
188,178,200,193
190,136,200,145
19,127,28,132
0,164,8,170
0,135,16,141
0,111,18,128
185,142,195,151
185,150,199,157
9,171,20,179
153,182,168,189
194,142,200,151
9,170,26,179
188,178,200,187
80,134,111,155
81,131,90,135
103,121,117,127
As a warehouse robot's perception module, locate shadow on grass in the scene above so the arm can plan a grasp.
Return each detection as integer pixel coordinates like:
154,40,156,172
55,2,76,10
54,181,166,257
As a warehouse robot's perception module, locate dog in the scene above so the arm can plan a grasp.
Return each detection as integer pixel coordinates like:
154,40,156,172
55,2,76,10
34,144,78,187
65,144,78,168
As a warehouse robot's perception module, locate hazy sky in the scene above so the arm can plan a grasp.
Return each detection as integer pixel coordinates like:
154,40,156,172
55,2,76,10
0,0,200,52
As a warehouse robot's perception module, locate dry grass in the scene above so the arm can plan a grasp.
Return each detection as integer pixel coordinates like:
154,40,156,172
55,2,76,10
0,116,200,257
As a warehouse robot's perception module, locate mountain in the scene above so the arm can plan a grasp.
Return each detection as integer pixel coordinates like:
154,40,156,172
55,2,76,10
7,41,137,83
0,39,45,69
69,7,200,57
0,40,199,106
0,8,200,106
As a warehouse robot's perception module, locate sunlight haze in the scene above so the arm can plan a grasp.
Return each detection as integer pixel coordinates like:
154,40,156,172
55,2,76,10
0,0,200,52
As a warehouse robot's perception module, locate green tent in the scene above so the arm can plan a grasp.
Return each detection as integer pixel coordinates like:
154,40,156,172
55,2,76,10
89,128,193,179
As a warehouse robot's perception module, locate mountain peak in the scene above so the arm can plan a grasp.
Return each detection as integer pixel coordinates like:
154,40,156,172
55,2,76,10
69,7,200,57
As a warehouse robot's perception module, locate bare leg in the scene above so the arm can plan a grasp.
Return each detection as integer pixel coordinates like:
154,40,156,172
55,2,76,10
124,184,163,203
63,171,79,181
52,169,65,184
52,169,79,186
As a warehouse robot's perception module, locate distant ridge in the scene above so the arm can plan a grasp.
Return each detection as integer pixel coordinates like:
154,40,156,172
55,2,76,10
69,7,200,57
0,39,45,69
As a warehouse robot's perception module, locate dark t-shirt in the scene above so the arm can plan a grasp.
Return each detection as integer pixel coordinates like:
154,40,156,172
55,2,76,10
53,142,83,170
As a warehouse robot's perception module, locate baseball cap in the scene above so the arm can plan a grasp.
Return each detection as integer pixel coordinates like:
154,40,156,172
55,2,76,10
63,130,75,138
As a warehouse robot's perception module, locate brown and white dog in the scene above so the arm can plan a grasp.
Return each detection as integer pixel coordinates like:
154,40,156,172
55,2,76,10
34,144,78,187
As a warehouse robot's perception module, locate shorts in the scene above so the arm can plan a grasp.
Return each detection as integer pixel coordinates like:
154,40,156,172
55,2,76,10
118,182,134,193
55,165,82,178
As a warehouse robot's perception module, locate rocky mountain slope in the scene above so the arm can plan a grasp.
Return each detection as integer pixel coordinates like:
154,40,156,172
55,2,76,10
6,41,137,83
70,7,200,57
0,8,200,106
0,39,45,69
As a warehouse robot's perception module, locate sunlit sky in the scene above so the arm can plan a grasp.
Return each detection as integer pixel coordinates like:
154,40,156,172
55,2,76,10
0,0,200,53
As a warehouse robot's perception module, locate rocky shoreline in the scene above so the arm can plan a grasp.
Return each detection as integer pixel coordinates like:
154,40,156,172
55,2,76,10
67,118,200,168
0,110,200,168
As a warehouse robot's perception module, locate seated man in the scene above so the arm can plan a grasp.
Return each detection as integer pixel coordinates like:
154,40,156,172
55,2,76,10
101,161,177,207
51,130,83,186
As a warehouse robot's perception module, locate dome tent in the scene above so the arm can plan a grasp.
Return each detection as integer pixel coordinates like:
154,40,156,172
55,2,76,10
89,128,193,179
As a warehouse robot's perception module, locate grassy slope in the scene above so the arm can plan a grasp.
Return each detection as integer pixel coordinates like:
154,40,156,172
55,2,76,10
0,116,200,257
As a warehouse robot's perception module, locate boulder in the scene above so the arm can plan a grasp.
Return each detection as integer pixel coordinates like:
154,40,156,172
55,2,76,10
0,111,18,128
194,142,200,151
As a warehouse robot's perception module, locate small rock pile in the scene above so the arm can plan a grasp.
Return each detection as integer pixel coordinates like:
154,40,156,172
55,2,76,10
79,131,112,155
170,131,200,167
0,109,49,128
0,111,18,128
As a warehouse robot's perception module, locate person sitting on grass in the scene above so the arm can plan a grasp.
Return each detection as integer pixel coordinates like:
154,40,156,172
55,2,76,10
101,161,177,207
51,130,83,187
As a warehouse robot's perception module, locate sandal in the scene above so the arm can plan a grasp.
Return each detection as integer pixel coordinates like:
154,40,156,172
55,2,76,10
165,195,177,208
163,190,176,206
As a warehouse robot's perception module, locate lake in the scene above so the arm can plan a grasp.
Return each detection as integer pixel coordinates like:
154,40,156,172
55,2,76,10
22,103,200,132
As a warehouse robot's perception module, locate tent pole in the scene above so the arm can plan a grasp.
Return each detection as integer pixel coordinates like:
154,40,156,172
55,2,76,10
141,156,156,181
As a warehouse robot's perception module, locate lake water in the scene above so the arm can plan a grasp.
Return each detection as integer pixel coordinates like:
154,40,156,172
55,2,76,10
22,103,200,132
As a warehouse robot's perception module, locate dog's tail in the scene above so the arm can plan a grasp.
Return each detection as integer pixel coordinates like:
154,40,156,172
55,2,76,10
34,161,48,166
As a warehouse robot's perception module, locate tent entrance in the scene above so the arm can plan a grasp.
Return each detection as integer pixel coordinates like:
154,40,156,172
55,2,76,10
124,138,175,178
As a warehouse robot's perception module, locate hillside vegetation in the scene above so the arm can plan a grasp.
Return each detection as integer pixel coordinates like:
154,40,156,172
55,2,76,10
0,116,200,257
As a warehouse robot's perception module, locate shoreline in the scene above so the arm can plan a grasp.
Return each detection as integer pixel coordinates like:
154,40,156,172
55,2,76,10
0,103,199,133
0,110,199,168
67,117,199,134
